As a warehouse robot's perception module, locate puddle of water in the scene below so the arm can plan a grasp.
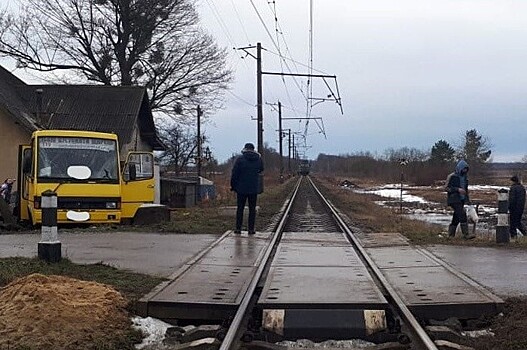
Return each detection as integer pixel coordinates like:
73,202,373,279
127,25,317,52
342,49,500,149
349,184,498,231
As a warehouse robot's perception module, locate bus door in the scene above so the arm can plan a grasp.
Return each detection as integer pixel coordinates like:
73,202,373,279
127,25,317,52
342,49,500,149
17,145,33,222
121,152,155,219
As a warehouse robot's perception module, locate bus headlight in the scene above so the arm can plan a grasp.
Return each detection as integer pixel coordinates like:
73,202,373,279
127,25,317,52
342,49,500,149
106,202,118,209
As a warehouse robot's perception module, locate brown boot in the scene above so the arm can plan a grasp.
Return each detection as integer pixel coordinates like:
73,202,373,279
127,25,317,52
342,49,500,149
461,223,475,239
448,224,457,238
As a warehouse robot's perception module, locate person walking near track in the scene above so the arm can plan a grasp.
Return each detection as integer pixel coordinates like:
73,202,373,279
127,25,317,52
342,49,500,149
508,175,526,239
446,160,475,239
230,143,264,235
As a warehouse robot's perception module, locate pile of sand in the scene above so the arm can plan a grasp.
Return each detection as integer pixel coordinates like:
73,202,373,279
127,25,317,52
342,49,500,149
0,273,131,349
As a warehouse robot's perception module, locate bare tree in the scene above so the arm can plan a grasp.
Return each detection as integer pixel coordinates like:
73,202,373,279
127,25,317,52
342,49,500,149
0,0,232,119
157,123,198,175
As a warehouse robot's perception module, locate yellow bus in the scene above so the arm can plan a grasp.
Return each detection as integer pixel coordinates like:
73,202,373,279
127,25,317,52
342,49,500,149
17,130,155,225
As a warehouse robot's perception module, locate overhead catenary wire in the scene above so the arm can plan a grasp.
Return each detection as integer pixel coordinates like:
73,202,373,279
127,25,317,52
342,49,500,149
305,0,315,137
266,0,300,119
204,0,237,49
227,90,255,107
249,0,308,102
228,0,252,45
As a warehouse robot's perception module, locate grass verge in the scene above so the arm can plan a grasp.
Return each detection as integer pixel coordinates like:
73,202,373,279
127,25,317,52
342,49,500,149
145,176,297,234
313,176,445,244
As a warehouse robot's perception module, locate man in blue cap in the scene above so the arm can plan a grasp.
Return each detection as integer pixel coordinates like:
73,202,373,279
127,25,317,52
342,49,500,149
230,143,264,235
446,159,475,239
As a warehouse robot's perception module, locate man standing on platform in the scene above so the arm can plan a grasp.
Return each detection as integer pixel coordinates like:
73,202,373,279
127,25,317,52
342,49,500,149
230,143,264,235
508,175,526,239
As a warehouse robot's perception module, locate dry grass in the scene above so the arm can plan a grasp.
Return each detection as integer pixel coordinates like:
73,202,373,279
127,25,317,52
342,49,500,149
152,172,296,234
313,176,444,244
313,175,527,247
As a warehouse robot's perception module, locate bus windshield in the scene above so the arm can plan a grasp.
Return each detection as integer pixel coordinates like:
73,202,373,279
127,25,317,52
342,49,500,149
37,136,119,182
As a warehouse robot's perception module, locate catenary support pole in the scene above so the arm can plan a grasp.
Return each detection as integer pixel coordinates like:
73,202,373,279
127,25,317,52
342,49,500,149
278,101,283,183
256,42,263,159
287,129,291,174
496,188,509,243
197,105,202,178
38,190,61,262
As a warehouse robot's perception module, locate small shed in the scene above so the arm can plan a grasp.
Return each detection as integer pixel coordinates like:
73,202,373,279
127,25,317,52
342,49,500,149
160,176,216,208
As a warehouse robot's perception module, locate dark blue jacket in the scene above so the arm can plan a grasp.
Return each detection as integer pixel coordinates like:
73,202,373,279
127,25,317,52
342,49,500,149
231,150,264,194
446,160,470,205
509,182,526,215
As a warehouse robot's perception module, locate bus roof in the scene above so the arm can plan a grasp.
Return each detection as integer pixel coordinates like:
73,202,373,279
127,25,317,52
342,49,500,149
32,129,118,140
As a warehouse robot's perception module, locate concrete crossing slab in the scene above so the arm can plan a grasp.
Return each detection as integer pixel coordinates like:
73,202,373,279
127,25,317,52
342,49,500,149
364,244,503,319
273,244,363,266
280,232,349,246
366,246,441,268
259,265,387,308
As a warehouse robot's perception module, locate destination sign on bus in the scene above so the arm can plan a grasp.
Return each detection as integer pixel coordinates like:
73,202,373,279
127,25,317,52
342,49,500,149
39,137,116,152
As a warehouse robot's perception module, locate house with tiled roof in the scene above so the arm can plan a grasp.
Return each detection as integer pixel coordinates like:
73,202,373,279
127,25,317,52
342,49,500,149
0,65,164,182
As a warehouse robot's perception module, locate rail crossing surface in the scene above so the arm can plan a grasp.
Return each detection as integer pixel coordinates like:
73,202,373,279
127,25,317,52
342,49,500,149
258,231,388,339
139,231,273,321
356,231,503,320
139,229,502,330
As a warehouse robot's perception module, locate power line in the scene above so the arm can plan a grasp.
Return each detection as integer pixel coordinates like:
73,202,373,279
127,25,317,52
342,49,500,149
226,90,255,107
266,0,300,119
204,0,237,49
249,0,307,102
228,0,251,45
264,49,330,75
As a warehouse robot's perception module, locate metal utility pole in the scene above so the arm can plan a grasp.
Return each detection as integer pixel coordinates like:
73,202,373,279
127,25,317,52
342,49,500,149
288,129,291,173
256,42,264,158
237,41,343,165
197,105,202,178
278,101,284,182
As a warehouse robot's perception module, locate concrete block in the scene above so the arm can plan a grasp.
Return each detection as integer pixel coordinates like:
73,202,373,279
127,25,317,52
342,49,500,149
133,204,170,225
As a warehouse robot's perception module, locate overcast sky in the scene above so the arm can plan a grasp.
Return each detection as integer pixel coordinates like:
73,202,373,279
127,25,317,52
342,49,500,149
3,1,527,163
197,0,527,162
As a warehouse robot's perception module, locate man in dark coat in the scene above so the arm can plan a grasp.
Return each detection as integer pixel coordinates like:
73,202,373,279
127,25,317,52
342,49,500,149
230,143,264,234
445,159,475,239
508,175,526,238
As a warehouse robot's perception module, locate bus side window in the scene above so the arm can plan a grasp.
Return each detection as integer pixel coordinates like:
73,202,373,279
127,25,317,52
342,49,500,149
123,153,153,182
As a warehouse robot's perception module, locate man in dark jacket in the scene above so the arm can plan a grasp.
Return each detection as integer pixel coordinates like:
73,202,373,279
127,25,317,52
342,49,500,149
508,175,526,238
445,159,475,239
230,143,264,235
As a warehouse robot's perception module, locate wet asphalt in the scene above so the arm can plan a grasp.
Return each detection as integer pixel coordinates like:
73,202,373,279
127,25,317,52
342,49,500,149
0,231,219,277
1,231,526,297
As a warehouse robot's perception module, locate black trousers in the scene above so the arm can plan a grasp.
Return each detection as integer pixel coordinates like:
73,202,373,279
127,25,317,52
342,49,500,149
510,211,526,237
449,202,467,227
236,193,257,231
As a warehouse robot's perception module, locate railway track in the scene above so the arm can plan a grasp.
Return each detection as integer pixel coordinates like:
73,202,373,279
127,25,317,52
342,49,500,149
139,176,502,350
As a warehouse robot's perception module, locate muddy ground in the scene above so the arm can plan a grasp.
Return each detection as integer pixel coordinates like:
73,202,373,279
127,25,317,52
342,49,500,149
0,273,137,350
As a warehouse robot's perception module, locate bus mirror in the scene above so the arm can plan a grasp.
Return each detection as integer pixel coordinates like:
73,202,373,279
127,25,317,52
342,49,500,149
22,150,32,173
128,164,137,181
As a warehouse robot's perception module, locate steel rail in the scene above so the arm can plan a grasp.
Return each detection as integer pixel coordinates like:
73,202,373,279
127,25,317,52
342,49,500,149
307,176,439,350
219,177,303,350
